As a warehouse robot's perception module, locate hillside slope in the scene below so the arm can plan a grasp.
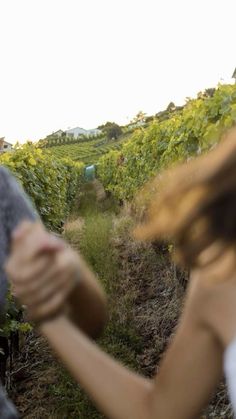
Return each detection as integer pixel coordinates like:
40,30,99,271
40,134,131,165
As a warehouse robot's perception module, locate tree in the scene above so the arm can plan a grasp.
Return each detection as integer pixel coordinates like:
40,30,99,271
166,102,176,112
130,111,147,125
98,122,122,140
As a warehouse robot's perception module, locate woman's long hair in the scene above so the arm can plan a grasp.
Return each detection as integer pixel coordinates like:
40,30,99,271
134,127,236,269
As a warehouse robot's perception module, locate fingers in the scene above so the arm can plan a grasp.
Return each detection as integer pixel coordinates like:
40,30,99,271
10,254,54,299
26,291,66,324
7,242,81,324
11,221,65,262
13,258,76,306
8,253,52,286
12,220,38,241
9,247,77,294
6,220,82,324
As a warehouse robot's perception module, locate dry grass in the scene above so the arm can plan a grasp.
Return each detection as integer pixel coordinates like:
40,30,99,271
92,179,106,202
64,217,84,233
9,191,233,418
10,333,61,418
112,212,233,417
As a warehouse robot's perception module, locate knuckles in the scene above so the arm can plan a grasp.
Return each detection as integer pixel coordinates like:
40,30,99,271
54,248,78,277
5,232,80,323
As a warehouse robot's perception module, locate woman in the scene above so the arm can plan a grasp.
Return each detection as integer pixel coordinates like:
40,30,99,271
6,127,236,418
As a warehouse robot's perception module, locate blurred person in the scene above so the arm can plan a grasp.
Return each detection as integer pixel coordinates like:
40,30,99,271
6,126,236,418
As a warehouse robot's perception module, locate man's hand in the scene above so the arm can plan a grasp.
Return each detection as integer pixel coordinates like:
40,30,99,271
5,221,81,323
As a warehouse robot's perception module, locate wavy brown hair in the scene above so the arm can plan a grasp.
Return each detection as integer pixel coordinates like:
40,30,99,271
134,127,236,269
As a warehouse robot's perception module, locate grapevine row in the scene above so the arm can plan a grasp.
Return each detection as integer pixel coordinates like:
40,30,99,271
97,84,236,200
0,143,85,231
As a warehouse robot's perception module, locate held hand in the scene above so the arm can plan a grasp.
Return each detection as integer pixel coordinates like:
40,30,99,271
5,221,81,323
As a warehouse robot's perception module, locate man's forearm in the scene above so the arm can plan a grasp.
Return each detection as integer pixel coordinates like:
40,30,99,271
66,256,108,338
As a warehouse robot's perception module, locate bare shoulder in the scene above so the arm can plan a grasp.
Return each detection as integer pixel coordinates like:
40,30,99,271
188,249,236,347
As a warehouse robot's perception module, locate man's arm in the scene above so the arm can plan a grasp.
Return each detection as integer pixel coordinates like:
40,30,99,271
6,222,224,418
6,221,107,338
65,254,107,338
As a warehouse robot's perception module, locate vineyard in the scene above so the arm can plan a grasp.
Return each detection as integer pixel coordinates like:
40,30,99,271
39,134,131,165
0,144,84,231
0,143,85,383
1,83,236,417
97,84,236,200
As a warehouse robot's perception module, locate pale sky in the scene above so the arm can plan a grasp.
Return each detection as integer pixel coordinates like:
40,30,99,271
0,0,235,143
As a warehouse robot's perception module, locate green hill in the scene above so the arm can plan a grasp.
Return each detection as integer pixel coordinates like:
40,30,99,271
40,134,131,165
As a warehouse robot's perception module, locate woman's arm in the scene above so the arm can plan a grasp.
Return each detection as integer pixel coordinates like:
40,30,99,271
7,223,224,418
40,285,222,419
41,316,152,419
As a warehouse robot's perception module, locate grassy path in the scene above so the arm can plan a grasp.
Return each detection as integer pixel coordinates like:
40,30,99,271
9,182,232,418
9,183,142,418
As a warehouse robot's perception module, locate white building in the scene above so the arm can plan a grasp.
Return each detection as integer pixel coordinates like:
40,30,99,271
65,127,102,138
65,127,87,138
46,127,102,140
46,129,65,138
0,138,13,152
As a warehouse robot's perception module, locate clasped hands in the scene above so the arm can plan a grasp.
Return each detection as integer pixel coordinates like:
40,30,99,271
5,221,236,350
5,221,81,324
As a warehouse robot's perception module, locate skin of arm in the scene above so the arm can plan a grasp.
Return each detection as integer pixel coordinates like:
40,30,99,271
39,275,223,419
65,254,108,338
7,223,226,418
6,221,107,338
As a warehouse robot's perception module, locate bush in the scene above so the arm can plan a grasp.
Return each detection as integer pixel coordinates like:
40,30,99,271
98,84,236,200
0,143,85,230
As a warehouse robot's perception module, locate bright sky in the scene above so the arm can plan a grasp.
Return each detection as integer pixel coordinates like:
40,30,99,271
0,0,235,143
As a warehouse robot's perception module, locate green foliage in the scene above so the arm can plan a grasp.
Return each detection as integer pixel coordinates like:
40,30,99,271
98,84,236,200
0,143,85,340
38,134,127,166
0,293,30,337
0,143,85,231
38,132,105,148
79,213,116,287
58,189,140,418
130,110,147,124
98,122,123,140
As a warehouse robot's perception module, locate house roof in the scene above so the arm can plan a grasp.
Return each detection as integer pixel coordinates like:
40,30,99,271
0,138,12,146
46,127,102,138
46,129,64,138
66,127,102,136
66,127,87,136
53,129,64,135
232,68,236,79
87,129,101,135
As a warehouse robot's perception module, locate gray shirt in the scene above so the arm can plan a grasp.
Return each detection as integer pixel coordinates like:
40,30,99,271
0,166,39,418
0,166,37,308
